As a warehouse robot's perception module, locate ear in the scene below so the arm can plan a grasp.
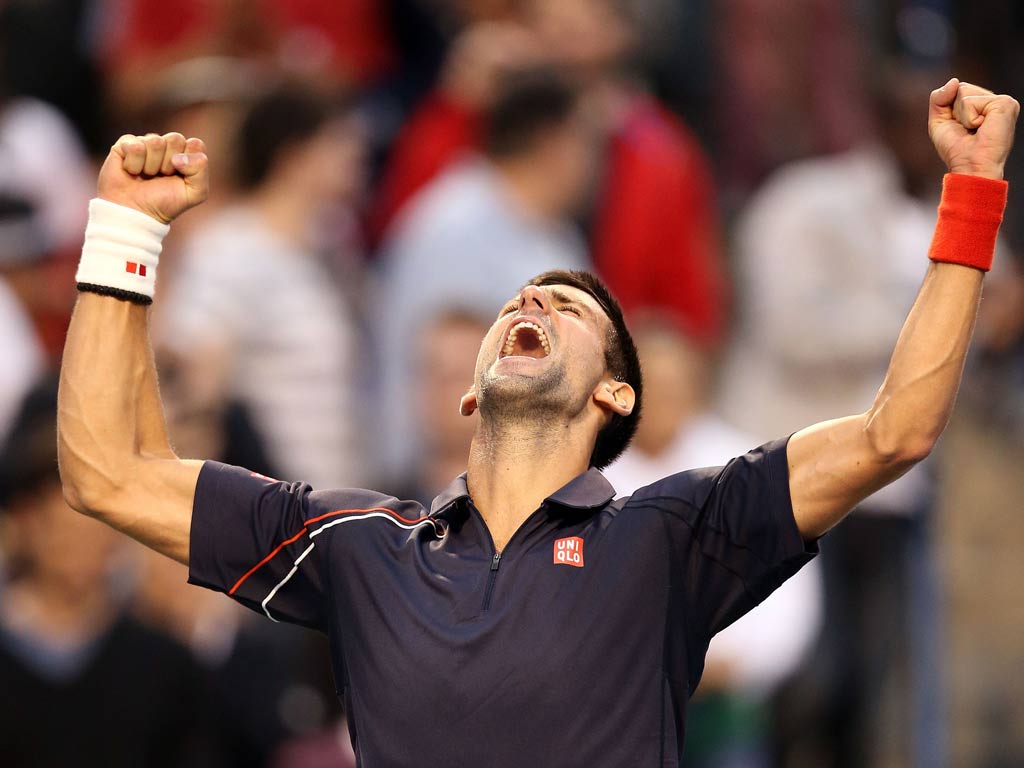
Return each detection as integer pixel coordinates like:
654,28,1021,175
593,379,635,418
459,387,478,416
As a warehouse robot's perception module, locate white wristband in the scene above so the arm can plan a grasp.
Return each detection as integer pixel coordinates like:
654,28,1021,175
76,198,170,303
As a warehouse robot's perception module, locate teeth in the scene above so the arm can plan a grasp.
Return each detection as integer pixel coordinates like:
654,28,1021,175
502,320,551,357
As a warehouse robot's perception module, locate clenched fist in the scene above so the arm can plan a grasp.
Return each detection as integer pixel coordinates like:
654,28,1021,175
97,133,209,224
929,78,1019,180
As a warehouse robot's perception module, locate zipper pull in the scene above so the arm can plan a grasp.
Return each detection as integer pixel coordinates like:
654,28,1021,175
490,552,502,571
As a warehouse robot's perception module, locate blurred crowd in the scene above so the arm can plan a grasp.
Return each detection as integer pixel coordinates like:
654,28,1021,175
1,0,1023,766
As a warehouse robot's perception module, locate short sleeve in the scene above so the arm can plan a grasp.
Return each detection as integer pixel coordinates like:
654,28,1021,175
187,461,326,630
634,437,817,643
691,437,816,637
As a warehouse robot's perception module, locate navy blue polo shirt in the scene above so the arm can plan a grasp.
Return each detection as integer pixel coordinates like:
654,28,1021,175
188,437,815,767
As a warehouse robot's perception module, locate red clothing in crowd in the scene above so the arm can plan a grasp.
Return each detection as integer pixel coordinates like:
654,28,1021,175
104,0,395,85
368,91,727,347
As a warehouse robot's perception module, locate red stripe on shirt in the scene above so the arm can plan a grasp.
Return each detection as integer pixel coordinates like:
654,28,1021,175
227,506,428,596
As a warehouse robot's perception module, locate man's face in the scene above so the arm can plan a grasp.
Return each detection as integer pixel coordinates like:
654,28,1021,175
463,283,613,423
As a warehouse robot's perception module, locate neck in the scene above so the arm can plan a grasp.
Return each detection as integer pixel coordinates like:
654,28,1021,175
493,159,565,221
466,415,592,551
249,181,314,245
1,575,116,646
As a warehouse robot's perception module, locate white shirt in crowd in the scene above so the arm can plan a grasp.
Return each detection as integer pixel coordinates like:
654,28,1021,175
158,206,365,490
718,146,946,515
0,278,44,442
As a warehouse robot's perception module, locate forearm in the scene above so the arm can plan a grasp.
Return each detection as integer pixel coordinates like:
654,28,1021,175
786,264,984,540
58,293,170,506
864,261,983,460
59,291,200,562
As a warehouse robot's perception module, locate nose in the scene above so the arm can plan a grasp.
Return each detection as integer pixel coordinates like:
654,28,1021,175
519,285,549,313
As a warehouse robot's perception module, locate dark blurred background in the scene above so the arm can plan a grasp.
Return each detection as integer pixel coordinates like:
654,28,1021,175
0,1,1022,766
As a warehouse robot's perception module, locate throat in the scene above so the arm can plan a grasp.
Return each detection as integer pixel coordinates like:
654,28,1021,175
466,422,591,551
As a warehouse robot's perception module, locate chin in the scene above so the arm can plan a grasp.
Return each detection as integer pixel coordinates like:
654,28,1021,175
477,360,582,422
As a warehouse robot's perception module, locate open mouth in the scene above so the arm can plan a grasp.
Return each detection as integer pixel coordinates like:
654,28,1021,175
499,320,551,360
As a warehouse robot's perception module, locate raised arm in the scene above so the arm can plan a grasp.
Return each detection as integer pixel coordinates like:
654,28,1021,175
58,133,209,564
787,79,1019,540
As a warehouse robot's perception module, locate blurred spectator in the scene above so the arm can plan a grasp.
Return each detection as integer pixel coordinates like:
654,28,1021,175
133,548,352,768
400,310,491,503
941,8,1024,762
368,0,728,347
0,96,92,256
0,94,93,359
99,0,396,126
156,83,369,489
711,0,873,208
603,316,822,768
0,197,46,443
717,66,957,767
0,379,214,767
374,69,590,484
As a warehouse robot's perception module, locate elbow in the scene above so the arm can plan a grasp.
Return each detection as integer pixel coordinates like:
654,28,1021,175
57,440,130,520
60,470,131,521
889,435,936,466
863,418,938,468
58,463,110,519
60,476,87,515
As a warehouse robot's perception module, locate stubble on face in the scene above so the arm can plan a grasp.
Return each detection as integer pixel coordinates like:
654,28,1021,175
475,347,603,434
471,283,612,436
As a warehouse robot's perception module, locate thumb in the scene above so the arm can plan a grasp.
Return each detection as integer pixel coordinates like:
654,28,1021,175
928,77,959,124
171,139,210,206
171,151,208,175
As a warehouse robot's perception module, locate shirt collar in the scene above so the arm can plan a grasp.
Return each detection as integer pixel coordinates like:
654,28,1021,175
429,468,616,518
544,468,616,510
429,474,471,517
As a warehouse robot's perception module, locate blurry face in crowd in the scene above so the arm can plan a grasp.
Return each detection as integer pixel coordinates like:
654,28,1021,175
461,284,619,427
524,0,634,77
876,70,946,195
629,321,709,456
287,113,367,205
6,480,122,595
534,106,601,217
416,313,489,452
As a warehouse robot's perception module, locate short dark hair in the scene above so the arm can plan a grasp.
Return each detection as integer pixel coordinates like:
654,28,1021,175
235,83,348,191
526,270,643,469
483,67,581,161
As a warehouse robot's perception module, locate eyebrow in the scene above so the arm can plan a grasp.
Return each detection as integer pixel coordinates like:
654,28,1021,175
548,288,593,316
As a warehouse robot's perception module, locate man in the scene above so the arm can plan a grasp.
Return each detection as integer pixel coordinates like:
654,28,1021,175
0,380,214,767
57,79,1016,766
157,84,368,491
368,0,728,347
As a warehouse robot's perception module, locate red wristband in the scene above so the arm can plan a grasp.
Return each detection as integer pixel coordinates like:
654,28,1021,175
927,173,1008,272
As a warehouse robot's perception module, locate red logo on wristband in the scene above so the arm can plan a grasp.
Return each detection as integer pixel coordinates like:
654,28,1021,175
125,261,147,277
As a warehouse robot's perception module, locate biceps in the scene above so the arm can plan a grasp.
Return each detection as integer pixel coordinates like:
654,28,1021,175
787,416,912,540
112,458,203,565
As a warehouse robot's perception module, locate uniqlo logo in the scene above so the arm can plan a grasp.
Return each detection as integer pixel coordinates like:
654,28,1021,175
125,261,147,277
553,536,584,567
